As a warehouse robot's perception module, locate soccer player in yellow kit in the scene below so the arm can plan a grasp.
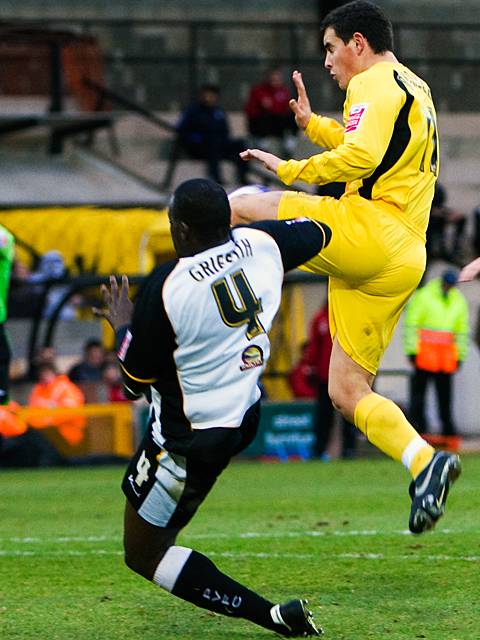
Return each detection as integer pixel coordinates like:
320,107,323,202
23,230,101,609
230,0,461,534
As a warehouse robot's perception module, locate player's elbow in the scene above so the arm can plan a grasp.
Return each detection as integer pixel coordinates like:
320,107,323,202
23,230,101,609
344,145,380,177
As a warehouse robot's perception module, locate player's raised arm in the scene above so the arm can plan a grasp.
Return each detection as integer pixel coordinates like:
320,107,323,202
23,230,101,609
239,148,282,174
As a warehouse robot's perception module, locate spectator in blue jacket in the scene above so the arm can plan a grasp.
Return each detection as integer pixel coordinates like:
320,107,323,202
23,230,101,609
177,85,248,186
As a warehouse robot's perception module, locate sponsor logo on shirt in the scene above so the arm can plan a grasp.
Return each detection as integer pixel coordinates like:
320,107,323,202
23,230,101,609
285,217,310,225
345,103,368,133
118,329,132,362
240,345,264,371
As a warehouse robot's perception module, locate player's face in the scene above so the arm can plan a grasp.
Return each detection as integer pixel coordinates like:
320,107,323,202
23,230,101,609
323,27,359,90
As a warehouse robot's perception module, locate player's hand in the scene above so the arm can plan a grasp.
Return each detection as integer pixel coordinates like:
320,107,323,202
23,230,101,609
458,257,480,282
92,274,133,331
239,148,282,173
289,70,312,130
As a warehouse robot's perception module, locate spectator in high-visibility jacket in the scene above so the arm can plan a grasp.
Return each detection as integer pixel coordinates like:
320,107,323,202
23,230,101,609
28,363,86,445
0,401,27,438
403,269,469,436
0,401,65,468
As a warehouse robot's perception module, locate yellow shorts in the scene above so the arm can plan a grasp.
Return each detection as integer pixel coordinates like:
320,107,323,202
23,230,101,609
279,191,426,374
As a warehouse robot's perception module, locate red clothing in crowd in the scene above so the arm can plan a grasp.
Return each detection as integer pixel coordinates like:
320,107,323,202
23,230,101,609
303,305,332,383
245,80,292,120
244,70,296,140
289,306,332,397
107,383,129,403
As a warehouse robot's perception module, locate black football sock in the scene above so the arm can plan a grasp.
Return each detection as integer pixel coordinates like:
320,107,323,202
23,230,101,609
153,545,282,632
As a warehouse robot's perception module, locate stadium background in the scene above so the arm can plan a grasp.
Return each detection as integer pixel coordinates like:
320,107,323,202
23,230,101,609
1,0,480,456
1,5,480,640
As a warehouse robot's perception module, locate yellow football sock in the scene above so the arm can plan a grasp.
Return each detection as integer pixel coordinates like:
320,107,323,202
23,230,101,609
354,392,434,478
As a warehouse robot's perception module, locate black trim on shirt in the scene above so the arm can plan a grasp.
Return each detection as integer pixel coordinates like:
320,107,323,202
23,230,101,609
359,71,414,200
239,219,331,272
118,260,194,448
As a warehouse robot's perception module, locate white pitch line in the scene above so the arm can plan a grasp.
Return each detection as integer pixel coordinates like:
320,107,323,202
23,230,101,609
0,549,478,562
0,528,465,544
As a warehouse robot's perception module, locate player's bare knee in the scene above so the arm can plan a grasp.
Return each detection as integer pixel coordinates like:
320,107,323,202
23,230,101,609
328,383,354,420
229,197,250,225
124,543,170,581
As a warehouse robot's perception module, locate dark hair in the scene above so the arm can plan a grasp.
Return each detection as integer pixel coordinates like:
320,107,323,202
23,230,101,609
85,338,102,351
199,84,220,95
37,362,57,376
321,1,394,54
169,178,231,234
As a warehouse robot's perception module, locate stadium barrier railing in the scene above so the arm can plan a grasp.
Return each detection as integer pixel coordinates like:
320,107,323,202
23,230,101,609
17,403,135,458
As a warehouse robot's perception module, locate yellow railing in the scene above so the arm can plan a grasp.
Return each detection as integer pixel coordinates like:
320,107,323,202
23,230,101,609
17,403,135,457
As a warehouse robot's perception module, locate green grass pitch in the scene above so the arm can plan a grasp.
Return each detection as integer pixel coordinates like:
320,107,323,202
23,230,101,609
1,455,479,639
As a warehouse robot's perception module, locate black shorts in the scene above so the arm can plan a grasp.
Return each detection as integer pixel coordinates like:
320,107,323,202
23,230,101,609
122,400,260,529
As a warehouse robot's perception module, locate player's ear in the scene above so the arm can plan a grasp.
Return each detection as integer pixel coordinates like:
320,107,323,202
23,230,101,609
178,221,191,242
352,32,367,55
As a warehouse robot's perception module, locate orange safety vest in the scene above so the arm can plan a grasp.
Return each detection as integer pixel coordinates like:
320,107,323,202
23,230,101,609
415,329,458,373
0,401,28,437
28,375,86,445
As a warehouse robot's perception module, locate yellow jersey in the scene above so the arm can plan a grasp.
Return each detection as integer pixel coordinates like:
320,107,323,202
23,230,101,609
277,61,439,237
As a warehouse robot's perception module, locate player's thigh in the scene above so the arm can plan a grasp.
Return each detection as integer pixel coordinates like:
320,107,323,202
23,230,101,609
278,191,390,280
328,256,424,376
122,431,219,534
230,190,284,224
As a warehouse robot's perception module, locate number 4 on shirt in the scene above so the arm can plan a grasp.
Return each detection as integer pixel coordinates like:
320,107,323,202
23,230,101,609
211,269,266,339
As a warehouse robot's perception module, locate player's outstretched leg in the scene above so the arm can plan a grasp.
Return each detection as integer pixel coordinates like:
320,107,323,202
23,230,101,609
124,502,322,636
408,451,462,534
228,184,272,198
153,546,322,637
331,342,462,534
228,184,284,224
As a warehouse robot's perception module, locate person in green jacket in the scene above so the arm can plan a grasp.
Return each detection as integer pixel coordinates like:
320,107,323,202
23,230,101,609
0,225,14,405
404,269,469,436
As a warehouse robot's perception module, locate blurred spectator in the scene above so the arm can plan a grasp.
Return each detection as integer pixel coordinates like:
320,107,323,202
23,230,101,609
403,269,469,437
0,401,27,438
14,345,58,384
426,182,466,263
176,84,248,185
102,361,129,402
68,338,105,383
244,68,297,153
289,302,357,460
8,257,42,318
33,345,57,369
0,400,65,468
12,250,80,319
289,341,317,399
0,224,14,405
28,363,86,446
